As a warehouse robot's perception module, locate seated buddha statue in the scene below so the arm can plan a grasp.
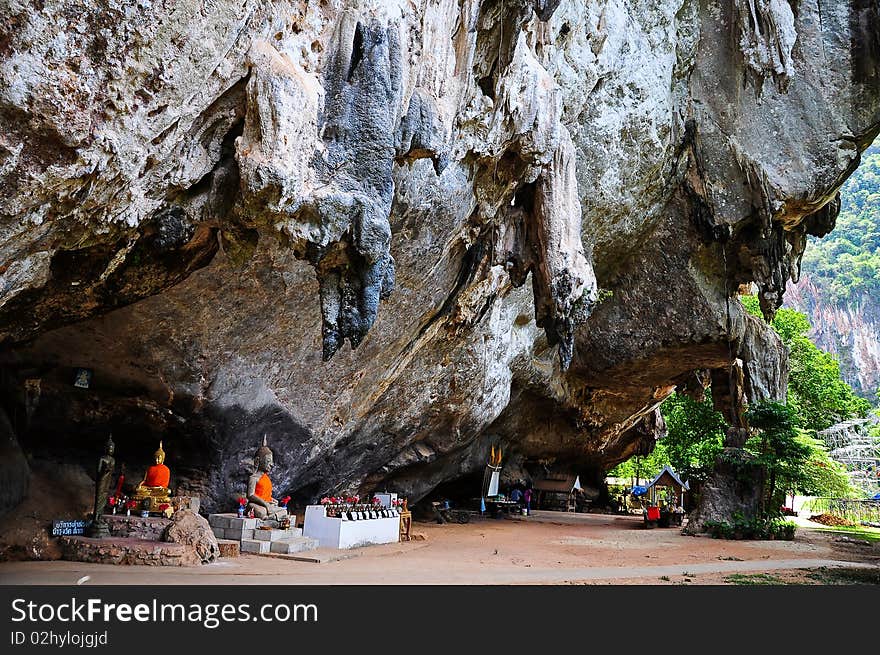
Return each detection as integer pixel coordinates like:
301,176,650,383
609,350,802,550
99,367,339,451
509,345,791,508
246,435,288,521
132,441,172,512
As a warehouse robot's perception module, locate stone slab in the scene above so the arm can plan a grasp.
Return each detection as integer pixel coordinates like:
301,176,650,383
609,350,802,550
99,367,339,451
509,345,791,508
262,548,360,563
60,536,201,566
240,539,270,554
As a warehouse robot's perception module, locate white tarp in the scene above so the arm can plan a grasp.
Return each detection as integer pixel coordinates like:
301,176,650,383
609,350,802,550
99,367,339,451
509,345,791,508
487,471,500,497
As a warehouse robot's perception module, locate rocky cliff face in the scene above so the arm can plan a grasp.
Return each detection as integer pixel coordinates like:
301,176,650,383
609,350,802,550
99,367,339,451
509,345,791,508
1,0,878,514
787,276,880,400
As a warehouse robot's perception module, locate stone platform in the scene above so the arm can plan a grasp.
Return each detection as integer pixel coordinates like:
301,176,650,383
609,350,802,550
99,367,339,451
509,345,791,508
208,514,318,557
105,514,171,540
60,536,201,566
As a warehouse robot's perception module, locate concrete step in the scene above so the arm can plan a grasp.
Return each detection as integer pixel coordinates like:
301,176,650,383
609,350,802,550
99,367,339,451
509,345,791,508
272,548,361,563
254,527,303,541
208,514,258,530
211,526,255,541
268,536,319,554
240,539,271,554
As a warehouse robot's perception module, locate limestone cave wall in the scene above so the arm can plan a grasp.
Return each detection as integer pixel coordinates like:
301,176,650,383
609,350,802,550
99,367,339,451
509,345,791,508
0,0,878,515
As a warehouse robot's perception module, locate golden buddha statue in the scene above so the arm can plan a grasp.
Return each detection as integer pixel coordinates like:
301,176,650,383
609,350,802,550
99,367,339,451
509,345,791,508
246,435,288,521
132,441,172,513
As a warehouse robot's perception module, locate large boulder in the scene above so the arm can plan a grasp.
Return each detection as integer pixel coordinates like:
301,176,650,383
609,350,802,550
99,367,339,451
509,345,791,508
163,510,219,564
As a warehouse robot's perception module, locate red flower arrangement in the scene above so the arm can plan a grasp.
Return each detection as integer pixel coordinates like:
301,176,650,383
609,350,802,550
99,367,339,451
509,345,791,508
320,497,331,505
372,496,381,505
238,497,247,508
280,495,291,508
158,504,170,511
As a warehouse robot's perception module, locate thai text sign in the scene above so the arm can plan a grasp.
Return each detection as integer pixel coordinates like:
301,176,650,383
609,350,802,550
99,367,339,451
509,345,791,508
51,519,87,536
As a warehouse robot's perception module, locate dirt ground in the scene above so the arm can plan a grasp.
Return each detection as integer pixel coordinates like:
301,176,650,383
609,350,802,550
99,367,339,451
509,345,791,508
2,510,878,585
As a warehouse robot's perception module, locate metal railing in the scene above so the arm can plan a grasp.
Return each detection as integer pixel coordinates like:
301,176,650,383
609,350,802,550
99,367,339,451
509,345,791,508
803,497,880,524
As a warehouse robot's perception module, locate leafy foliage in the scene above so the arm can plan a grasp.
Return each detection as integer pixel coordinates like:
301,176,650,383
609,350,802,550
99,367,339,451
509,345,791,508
744,401,812,509
800,142,880,305
606,392,726,484
704,515,797,540
741,295,871,430
744,401,854,505
608,296,866,505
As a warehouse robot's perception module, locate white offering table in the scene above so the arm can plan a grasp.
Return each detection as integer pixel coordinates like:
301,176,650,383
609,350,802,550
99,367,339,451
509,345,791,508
303,505,400,549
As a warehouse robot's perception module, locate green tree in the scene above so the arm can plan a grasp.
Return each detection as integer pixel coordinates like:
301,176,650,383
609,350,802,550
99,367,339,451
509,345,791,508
607,392,726,485
795,433,854,499
744,401,854,511
606,446,668,485
741,296,871,430
657,392,726,483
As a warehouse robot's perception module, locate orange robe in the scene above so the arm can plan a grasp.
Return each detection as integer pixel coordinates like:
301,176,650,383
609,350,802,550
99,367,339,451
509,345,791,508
254,473,272,502
144,464,170,488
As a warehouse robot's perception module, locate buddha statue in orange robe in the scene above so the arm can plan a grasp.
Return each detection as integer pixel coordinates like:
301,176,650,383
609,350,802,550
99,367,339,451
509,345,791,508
133,441,172,512
246,435,287,521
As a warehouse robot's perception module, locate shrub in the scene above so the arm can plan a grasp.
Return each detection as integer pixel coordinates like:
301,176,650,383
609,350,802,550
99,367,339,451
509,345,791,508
702,516,796,540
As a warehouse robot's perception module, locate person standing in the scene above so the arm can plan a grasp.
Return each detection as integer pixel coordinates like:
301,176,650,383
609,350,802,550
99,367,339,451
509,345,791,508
523,487,532,516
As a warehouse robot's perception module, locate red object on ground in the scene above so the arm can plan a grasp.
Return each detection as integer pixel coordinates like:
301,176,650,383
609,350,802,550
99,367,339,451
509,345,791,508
646,506,661,521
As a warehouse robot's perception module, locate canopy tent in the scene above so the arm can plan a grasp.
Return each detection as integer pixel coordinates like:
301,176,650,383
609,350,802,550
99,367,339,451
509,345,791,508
533,475,582,494
533,474,583,511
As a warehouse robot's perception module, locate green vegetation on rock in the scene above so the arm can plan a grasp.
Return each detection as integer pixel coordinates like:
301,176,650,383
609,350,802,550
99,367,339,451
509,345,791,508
801,143,880,306
607,392,726,485
608,302,863,501
741,296,871,430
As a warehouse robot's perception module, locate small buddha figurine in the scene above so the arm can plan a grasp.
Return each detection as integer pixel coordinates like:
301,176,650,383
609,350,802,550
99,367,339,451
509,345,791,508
246,435,288,521
132,441,172,512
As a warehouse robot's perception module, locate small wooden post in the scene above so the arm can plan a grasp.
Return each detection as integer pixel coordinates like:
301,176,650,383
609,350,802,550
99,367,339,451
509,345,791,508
399,499,412,542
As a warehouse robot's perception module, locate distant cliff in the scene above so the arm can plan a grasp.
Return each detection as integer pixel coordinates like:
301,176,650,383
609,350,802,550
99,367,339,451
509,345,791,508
788,142,880,403
786,277,880,402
